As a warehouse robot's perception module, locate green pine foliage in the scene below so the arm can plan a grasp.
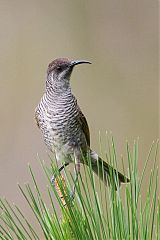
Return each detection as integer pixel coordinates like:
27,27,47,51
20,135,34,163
0,138,159,240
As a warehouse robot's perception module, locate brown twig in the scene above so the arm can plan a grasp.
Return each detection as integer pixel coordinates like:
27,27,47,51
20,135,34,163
54,174,68,208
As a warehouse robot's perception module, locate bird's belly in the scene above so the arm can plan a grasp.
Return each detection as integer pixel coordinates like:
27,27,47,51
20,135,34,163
37,105,87,161
43,116,80,152
43,123,81,163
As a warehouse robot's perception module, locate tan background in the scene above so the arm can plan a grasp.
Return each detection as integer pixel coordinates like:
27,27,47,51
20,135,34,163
0,0,159,236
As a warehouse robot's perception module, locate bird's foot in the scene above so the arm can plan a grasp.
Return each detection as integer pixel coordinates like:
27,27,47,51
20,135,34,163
69,189,75,202
50,163,78,206
51,176,76,202
51,162,69,186
51,174,56,186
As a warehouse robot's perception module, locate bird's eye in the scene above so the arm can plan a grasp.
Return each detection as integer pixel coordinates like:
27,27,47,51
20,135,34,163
57,66,62,71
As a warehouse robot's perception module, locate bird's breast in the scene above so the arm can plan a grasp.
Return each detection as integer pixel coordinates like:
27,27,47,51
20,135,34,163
36,96,82,151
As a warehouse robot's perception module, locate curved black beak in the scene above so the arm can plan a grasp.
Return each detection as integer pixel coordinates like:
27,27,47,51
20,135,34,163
70,60,92,67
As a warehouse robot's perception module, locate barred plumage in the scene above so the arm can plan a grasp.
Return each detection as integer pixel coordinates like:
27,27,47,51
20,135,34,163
35,86,87,162
35,58,129,191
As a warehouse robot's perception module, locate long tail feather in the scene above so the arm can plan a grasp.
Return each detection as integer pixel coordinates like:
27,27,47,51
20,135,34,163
90,150,129,188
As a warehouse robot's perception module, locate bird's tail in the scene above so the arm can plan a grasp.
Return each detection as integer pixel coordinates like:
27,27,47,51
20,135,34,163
90,150,129,188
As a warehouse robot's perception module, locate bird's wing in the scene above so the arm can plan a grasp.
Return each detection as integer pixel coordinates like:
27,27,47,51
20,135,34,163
78,106,90,147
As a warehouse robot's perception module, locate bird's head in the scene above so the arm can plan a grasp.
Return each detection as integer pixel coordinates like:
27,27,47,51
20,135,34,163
46,58,91,92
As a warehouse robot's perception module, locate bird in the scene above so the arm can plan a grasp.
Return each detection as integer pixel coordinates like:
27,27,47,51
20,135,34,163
35,58,129,197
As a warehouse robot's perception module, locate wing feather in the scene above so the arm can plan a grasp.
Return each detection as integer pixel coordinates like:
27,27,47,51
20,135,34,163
78,106,90,146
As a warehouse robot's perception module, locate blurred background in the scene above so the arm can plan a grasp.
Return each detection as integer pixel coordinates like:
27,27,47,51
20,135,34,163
0,0,158,236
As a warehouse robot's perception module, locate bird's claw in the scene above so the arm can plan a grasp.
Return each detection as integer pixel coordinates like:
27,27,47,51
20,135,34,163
51,175,55,186
51,174,58,186
69,190,75,202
